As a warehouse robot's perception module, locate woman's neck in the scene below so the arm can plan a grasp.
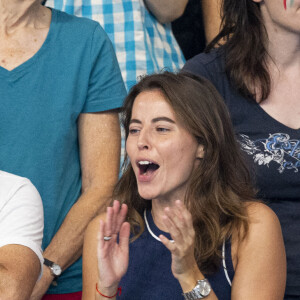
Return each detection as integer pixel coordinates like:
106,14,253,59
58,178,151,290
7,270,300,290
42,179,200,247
267,31,300,70
262,8,300,70
151,198,178,233
0,0,43,34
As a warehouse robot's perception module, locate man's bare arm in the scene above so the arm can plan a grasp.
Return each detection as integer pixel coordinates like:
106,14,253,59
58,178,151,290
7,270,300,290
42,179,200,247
202,0,222,44
0,245,40,300
30,111,121,299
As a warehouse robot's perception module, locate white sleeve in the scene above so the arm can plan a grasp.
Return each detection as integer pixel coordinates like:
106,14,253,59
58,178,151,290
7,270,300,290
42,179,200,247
0,178,44,276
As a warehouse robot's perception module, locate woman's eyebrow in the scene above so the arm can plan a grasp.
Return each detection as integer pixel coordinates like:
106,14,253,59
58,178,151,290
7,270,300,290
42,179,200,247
130,117,175,124
152,117,175,124
130,119,142,124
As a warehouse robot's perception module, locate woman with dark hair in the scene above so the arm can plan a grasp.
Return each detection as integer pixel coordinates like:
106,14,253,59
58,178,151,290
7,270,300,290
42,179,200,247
183,1,300,299
82,72,285,300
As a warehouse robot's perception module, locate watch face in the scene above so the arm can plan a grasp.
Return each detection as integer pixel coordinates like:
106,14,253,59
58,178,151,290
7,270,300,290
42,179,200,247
52,264,62,276
199,279,211,297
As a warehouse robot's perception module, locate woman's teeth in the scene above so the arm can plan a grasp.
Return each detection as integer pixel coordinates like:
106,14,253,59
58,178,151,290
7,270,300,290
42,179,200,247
138,161,160,174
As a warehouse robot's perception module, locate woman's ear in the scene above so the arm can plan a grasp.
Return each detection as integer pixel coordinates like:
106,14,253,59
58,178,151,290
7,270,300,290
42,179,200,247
196,145,205,159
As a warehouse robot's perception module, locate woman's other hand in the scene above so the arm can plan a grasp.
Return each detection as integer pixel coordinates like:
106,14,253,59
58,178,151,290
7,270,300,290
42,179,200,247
159,200,201,292
96,201,130,294
82,200,130,300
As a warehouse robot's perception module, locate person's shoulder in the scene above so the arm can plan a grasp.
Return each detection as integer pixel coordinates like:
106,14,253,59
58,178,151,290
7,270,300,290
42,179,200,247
235,201,283,255
53,8,98,28
230,204,286,298
184,47,224,70
182,47,225,81
0,171,42,210
232,202,281,249
52,8,106,39
0,171,32,193
246,202,280,228
189,48,222,65
232,202,282,258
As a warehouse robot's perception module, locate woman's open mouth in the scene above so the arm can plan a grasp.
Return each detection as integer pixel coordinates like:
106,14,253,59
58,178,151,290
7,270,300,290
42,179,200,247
137,160,160,180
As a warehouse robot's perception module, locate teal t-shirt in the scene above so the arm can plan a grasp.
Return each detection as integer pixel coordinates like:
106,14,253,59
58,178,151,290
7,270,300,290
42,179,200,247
0,9,126,294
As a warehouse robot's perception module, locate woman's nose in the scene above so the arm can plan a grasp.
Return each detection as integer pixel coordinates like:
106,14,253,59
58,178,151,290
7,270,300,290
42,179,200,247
137,130,150,150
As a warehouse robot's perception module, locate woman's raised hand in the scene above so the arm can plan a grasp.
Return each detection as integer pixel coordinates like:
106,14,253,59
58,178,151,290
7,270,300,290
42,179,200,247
97,200,130,295
159,200,200,289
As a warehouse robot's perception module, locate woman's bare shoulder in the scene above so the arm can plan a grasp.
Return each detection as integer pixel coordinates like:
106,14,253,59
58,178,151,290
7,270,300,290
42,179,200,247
246,201,280,227
230,201,286,299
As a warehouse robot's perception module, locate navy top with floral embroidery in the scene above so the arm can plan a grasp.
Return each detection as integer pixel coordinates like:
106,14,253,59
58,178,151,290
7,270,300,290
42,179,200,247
184,49,300,296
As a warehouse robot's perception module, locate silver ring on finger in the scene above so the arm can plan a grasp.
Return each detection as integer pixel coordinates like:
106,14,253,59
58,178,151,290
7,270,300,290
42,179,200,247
103,236,112,241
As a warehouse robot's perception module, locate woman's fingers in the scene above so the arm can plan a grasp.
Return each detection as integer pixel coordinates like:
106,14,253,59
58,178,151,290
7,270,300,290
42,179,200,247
115,204,128,233
108,201,128,235
105,206,113,238
105,201,128,237
98,220,110,259
162,211,184,245
118,222,130,251
159,234,177,252
111,200,120,233
98,219,105,249
98,201,129,251
175,200,194,229
160,201,195,258
166,201,195,240
163,203,193,242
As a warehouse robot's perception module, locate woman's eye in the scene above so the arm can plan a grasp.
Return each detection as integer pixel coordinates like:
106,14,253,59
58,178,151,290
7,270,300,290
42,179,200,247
157,127,169,132
129,128,140,134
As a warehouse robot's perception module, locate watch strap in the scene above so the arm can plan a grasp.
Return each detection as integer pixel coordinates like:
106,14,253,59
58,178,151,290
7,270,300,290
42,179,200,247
43,258,54,268
43,258,62,277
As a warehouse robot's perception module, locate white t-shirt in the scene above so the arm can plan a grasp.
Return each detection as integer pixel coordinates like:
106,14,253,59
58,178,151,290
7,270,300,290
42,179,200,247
0,171,44,274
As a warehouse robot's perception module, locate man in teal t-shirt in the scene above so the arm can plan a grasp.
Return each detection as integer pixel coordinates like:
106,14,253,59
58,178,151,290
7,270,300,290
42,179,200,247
0,7,126,298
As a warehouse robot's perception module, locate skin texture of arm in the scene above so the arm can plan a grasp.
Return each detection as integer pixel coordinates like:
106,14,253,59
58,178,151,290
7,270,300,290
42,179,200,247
143,0,188,24
82,214,106,300
30,111,121,300
83,202,286,300
231,203,286,299
0,245,40,300
201,0,222,44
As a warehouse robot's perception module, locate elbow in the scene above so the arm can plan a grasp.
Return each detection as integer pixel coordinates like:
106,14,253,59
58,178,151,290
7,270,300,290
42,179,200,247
0,272,35,300
0,287,23,300
144,0,188,24
156,6,186,24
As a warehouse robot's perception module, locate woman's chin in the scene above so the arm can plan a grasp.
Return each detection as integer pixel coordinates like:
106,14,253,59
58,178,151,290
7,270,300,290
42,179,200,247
137,187,158,201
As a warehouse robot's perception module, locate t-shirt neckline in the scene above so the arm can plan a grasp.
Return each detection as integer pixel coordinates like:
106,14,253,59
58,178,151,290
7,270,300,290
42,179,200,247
0,8,56,79
254,101,300,132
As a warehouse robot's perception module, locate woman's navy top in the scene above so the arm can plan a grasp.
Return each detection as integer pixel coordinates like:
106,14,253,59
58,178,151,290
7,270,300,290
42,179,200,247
117,209,234,299
183,48,300,296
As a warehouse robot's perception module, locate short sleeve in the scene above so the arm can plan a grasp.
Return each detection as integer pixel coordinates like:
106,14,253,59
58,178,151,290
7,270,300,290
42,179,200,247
82,24,127,113
0,179,44,277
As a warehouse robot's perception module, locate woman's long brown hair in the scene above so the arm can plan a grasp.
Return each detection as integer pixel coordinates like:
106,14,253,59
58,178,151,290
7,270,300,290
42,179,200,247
206,0,270,102
114,72,256,273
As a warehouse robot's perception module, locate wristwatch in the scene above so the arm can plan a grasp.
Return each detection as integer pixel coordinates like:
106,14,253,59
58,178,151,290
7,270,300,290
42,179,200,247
182,278,212,299
44,258,62,278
